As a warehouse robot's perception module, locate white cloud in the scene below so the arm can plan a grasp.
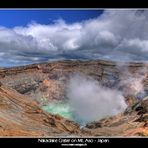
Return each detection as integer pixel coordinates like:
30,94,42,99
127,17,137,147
0,10,148,67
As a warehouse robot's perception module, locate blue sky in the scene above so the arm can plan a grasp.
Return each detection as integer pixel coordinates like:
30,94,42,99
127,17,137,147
0,10,103,27
0,10,147,67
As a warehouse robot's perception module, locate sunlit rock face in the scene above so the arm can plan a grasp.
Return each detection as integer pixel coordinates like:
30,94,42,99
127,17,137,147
0,84,80,136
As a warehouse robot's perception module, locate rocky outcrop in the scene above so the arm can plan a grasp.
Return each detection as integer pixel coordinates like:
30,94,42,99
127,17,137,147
0,83,80,136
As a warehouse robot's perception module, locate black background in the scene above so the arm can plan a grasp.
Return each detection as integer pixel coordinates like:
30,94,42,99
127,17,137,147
0,138,148,147
0,0,147,8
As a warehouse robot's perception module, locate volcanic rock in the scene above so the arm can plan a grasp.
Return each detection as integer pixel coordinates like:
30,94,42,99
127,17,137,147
0,60,147,105
0,83,80,136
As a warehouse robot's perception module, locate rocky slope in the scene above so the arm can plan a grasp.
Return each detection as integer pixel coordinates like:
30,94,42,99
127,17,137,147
0,83,80,136
0,60,147,105
0,60,147,136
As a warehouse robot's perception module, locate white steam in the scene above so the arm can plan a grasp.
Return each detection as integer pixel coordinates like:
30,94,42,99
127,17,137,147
66,74,127,124
120,76,145,96
117,65,147,98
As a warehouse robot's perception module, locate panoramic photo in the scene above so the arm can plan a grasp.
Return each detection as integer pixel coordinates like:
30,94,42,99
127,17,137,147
0,9,147,137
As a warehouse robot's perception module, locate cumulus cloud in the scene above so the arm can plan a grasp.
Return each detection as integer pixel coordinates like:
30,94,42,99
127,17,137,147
0,10,148,67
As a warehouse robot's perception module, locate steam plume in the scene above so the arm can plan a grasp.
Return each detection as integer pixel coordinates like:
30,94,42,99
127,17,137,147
66,74,127,124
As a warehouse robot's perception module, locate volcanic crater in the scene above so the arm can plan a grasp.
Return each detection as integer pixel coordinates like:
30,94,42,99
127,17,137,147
0,60,148,136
